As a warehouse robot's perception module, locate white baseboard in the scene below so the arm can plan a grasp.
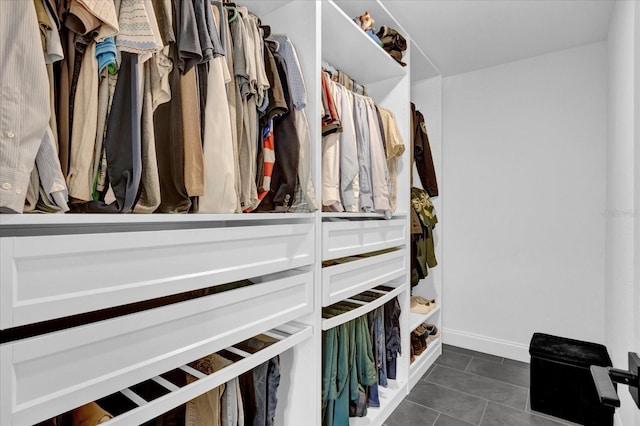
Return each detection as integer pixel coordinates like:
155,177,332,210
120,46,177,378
442,327,531,362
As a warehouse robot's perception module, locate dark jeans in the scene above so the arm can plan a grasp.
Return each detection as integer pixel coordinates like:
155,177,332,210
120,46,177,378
384,297,402,380
240,338,281,426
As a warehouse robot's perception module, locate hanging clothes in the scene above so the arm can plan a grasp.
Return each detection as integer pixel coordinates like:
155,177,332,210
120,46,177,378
411,186,438,286
376,107,405,213
5,0,315,215
411,102,438,197
269,34,318,213
322,315,379,426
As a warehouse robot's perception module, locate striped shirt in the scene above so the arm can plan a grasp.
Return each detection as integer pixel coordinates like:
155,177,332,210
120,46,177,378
0,2,52,213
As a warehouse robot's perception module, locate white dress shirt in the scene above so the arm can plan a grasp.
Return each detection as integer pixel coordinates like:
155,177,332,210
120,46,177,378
0,2,53,213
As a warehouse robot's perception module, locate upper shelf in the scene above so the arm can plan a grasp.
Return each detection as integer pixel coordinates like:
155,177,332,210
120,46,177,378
322,0,407,85
335,0,440,83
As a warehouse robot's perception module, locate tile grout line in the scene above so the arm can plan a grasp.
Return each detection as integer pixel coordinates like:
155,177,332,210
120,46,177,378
436,362,530,391
422,379,528,413
403,394,478,425
478,398,490,426
432,411,441,426
464,355,474,372
445,346,529,369
444,346,507,364
480,398,573,426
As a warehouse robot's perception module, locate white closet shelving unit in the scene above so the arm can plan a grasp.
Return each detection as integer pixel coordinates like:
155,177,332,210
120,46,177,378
320,1,412,424
0,1,442,425
0,1,321,425
0,213,318,426
407,48,444,389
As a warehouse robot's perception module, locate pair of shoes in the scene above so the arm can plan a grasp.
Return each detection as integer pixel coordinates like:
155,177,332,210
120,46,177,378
424,324,441,343
415,322,440,336
410,296,436,314
411,331,427,357
414,322,440,345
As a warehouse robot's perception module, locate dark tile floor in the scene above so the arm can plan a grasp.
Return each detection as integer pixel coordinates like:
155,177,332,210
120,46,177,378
385,344,581,426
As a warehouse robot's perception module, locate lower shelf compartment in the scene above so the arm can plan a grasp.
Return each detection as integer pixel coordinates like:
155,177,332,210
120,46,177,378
1,270,313,426
41,322,312,426
409,337,442,390
348,379,407,426
321,282,405,331
409,306,441,332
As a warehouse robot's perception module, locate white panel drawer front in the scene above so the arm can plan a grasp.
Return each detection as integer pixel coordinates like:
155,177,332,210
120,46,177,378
0,223,314,329
322,250,406,306
1,271,313,426
322,218,406,260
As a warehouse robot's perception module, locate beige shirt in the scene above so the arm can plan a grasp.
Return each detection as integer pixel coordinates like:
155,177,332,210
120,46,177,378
200,55,238,213
377,107,406,212
365,98,391,213
67,41,98,202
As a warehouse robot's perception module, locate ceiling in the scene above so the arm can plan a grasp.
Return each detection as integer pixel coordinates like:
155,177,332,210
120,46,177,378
382,0,615,77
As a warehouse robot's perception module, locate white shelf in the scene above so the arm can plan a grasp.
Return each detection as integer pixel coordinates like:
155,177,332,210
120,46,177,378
322,0,406,85
104,322,312,425
2,271,313,425
409,305,441,331
348,379,407,426
1,223,314,328
322,284,404,330
334,0,405,33
322,217,407,260
0,212,313,228
409,337,442,390
322,212,407,219
322,249,406,306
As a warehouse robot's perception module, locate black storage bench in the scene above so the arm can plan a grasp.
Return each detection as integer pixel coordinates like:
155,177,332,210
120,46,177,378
529,333,615,426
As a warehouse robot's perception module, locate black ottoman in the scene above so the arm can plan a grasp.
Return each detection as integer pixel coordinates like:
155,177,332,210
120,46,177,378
529,333,615,426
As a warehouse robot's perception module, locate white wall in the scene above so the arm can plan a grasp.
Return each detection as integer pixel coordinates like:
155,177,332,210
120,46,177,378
606,1,640,425
441,42,608,361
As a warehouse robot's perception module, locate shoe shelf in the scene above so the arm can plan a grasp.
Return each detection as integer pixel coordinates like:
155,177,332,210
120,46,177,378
409,337,442,390
321,282,404,331
105,322,311,425
409,305,441,332
348,377,407,426
31,322,311,426
0,270,313,426
322,249,406,306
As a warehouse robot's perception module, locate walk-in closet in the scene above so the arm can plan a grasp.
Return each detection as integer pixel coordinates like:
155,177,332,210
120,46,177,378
1,0,639,425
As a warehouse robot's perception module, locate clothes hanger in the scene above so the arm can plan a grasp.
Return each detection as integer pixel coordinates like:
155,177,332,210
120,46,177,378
260,25,271,38
225,5,238,23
